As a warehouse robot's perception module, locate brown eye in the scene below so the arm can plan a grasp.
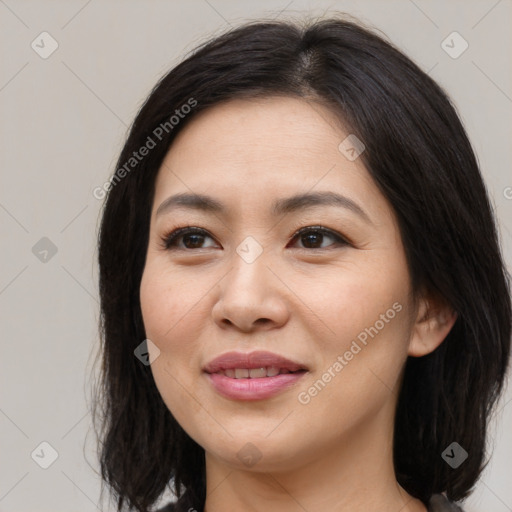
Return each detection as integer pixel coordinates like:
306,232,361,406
162,227,218,250
161,225,349,252
289,226,349,250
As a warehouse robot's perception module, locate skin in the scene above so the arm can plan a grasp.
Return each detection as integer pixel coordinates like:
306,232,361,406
139,96,456,512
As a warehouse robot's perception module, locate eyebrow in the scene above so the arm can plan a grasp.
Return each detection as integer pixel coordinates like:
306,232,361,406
155,191,372,224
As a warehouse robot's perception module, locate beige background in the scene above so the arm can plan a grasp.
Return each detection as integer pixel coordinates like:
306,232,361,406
1,0,511,510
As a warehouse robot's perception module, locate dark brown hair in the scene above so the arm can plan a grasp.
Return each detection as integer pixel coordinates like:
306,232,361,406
93,15,512,512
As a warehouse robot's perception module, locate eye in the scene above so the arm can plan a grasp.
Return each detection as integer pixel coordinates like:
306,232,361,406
288,225,349,250
160,225,350,251
161,227,218,250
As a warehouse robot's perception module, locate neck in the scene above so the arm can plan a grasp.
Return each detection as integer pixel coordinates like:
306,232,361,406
202,403,427,512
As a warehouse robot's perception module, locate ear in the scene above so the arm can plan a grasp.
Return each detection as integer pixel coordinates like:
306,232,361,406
408,292,457,357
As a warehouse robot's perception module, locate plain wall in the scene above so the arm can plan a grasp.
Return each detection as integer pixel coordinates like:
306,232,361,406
1,1,511,510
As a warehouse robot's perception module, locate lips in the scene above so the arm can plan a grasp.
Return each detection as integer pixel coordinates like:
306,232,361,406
203,350,308,401
203,350,308,375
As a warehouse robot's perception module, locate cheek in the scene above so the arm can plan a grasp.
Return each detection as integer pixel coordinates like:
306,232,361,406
296,290,411,432
139,265,202,385
140,265,207,426
309,257,411,341
303,254,414,392
140,262,201,342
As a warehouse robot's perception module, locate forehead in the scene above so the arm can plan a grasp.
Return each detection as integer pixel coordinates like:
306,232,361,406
152,96,389,223
162,96,346,166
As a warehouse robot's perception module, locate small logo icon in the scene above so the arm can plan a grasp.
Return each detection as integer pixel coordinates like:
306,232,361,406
338,134,365,161
31,441,59,469
441,441,468,468
31,32,59,59
441,32,468,59
134,339,160,365
236,236,263,264
32,237,58,263
237,442,262,467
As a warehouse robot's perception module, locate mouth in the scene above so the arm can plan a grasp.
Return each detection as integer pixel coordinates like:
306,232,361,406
203,350,308,374
203,351,308,401
211,367,306,378
205,370,308,401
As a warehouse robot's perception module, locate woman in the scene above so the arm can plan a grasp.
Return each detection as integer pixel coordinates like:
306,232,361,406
94,16,511,512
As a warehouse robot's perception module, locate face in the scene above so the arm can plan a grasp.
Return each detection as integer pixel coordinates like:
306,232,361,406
140,96,420,473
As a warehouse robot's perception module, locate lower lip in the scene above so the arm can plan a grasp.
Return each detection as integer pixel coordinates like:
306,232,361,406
205,371,307,401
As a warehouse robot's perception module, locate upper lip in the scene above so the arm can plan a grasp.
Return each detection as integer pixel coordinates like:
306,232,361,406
203,350,308,373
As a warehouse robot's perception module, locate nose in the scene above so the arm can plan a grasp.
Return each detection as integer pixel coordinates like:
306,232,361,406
211,250,290,333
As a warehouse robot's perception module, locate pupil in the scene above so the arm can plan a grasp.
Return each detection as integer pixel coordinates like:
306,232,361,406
184,234,203,248
303,233,322,248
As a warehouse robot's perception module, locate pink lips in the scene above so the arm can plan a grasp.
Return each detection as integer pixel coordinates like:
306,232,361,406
206,372,306,400
203,350,307,373
203,350,308,401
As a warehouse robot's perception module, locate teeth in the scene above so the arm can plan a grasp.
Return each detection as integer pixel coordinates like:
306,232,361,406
249,367,267,378
235,368,249,379
266,366,280,377
215,367,296,378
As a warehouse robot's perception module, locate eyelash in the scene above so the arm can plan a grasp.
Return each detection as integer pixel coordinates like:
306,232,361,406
160,225,350,251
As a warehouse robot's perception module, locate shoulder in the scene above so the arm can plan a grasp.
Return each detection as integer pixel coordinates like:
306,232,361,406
428,493,465,511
